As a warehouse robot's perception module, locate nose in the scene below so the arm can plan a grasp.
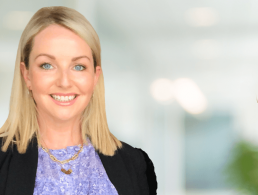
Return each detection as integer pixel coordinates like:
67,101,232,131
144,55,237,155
56,69,72,89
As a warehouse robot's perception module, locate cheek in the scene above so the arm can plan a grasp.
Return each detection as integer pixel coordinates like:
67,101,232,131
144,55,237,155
75,73,95,94
31,71,56,93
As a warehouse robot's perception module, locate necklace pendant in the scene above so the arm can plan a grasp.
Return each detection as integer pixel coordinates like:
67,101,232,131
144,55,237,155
61,168,72,175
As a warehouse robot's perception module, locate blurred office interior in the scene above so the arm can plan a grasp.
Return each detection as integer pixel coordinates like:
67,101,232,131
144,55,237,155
1,0,258,194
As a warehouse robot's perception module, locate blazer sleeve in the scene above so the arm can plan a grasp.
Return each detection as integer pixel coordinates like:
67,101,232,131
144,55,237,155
136,148,158,195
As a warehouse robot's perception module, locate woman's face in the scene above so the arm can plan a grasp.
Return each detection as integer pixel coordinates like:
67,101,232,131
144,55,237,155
21,24,101,122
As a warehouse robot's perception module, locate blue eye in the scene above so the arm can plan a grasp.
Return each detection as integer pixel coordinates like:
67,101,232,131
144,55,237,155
74,65,85,71
41,63,53,70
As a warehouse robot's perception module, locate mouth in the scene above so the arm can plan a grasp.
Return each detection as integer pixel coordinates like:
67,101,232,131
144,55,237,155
50,94,79,102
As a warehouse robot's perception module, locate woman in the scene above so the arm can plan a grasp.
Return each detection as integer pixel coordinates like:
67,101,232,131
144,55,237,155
0,6,157,195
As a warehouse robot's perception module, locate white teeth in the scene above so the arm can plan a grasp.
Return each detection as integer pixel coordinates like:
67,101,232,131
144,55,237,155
51,95,76,102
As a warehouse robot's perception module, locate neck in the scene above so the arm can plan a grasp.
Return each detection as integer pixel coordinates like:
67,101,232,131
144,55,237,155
37,115,83,150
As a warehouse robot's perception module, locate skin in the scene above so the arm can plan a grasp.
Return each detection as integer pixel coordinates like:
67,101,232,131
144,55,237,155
20,24,101,149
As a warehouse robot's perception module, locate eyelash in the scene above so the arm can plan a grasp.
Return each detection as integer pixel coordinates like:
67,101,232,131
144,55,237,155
40,63,86,71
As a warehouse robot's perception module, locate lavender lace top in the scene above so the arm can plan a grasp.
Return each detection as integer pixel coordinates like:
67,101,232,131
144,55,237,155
33,139,119,195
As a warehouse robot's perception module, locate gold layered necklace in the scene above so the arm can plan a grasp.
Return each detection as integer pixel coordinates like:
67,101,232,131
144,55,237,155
40,141,84,175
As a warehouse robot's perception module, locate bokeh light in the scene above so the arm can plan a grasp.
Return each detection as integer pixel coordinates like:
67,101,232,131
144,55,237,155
150,78,174,102
174,78,208,114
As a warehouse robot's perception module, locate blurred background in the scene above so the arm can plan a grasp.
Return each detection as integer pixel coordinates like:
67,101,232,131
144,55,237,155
1,0,258,194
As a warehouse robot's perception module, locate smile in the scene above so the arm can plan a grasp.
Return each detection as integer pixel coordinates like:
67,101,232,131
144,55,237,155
50,94,77,102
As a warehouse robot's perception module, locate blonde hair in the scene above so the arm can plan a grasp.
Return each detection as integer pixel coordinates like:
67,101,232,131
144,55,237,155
0,6,122,156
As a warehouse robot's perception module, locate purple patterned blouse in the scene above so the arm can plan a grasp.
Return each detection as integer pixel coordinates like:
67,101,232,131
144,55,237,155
33,139,119,195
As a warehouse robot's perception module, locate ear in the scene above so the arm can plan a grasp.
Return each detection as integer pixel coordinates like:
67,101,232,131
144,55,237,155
20,62,32,90
93,66,102,88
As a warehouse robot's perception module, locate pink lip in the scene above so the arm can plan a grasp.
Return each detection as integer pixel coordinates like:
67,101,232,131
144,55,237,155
49,95,79,106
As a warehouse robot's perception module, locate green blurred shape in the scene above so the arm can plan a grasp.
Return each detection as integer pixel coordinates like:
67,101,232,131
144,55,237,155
225,140,258,195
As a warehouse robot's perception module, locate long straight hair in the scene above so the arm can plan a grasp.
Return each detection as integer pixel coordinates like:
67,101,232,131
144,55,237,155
0,6,122,156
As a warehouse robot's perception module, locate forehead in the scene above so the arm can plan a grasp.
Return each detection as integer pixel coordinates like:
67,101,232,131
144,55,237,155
31,24,92,57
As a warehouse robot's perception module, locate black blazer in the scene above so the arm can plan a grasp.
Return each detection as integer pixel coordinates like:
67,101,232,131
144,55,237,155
0,137,157,195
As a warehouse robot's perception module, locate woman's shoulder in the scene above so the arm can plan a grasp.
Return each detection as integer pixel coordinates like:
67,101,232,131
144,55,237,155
117,141,147,168
118,141,154,166
117,141,154,168
119,141,145,158
118,141,158,194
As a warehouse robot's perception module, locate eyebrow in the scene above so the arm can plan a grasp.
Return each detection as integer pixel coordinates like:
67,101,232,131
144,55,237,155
34,54,91,61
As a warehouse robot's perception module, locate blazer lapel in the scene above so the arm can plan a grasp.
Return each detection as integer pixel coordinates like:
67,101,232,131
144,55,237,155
5,137,38,195
98,150,136,195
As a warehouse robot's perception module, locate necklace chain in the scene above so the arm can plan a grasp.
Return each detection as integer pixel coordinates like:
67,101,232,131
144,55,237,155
41,145,83,165
39,137,84,174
